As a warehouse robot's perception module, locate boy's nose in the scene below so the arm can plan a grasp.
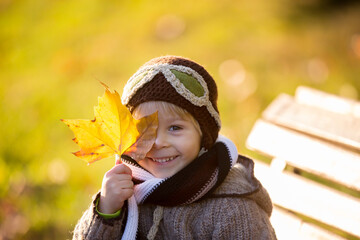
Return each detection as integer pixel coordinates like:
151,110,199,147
153,130,168,149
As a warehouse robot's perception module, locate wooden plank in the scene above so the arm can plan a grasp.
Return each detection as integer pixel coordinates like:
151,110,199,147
299,222,347,240
295,86,360,117
253,159,360,238
270,207,303,240
246,120,360,192
271,207,346,240
262,94,360,151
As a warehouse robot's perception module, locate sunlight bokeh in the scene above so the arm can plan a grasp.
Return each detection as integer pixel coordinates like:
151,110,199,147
1,0,359,239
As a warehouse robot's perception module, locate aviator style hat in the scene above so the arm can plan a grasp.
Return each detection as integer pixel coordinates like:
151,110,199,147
121,56,221,149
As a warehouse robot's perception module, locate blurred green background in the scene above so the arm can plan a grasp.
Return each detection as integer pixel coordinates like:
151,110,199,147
1,0,359,239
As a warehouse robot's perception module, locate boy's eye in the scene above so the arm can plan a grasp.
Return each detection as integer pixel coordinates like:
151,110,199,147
169,125,182,131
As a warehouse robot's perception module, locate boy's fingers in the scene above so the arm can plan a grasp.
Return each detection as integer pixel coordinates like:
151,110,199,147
117,178,134,189
107,163,132,176
119,189,134,200
113,173,133,182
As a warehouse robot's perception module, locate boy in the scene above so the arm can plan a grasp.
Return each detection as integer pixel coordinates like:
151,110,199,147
73,56,276,239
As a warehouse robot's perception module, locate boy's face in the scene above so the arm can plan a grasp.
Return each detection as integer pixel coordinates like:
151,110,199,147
135,102,201,178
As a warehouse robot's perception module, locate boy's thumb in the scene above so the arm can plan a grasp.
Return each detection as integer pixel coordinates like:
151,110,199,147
115,154,121,165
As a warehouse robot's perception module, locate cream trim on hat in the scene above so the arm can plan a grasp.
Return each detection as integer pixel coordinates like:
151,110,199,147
121,63,221,128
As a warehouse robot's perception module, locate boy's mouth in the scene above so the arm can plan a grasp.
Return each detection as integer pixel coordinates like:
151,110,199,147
149,156,177,163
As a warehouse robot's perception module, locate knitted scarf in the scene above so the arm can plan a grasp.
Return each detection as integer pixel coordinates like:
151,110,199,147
120,135,238,240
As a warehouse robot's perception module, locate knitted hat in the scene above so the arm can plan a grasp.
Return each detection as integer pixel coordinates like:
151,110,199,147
121,56,221,149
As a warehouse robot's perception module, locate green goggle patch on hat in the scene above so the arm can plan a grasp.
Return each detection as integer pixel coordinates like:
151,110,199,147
170,69,205,97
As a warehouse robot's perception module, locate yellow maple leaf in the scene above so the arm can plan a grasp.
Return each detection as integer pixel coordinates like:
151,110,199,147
61,83,158,164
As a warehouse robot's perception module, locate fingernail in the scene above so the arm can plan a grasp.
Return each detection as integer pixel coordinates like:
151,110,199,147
115,154,121,165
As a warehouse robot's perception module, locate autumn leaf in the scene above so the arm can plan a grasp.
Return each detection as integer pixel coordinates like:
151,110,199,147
61,83,158,164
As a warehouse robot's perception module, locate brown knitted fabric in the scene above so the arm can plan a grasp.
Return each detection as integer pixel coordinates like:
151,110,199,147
123,56,220,149
72,158,277,240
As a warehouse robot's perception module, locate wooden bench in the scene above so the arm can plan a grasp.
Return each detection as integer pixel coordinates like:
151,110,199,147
246,86,360,240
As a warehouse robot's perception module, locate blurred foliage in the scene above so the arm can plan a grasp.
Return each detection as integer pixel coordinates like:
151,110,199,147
0,0,359,239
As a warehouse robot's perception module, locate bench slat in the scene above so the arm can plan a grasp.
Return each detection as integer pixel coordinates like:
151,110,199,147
247,120,360,192
271,207,346,240
262,94,360,151
254,160,360,238
295,86,360,117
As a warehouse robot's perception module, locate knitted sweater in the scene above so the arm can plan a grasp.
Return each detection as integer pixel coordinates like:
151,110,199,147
73,156,276,240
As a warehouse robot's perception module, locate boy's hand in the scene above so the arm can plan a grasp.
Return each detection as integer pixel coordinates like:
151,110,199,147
98,163,134,214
